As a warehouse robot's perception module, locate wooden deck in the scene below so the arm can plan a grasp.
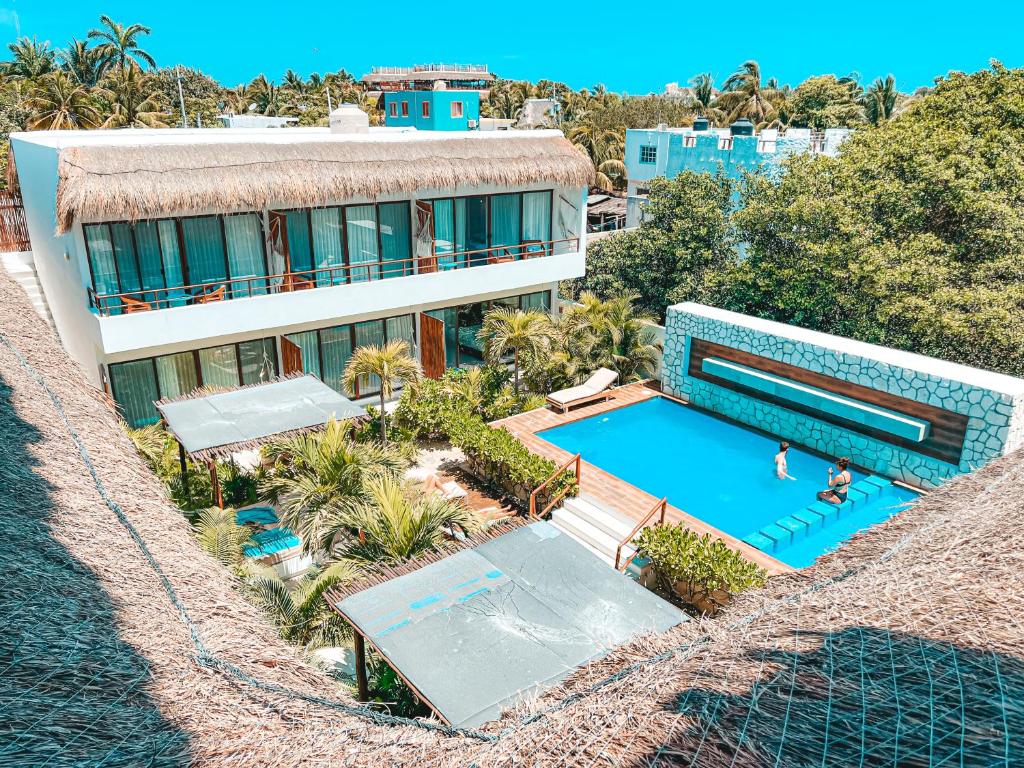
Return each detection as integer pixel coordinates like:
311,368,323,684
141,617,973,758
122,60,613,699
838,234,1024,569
493,381,791,575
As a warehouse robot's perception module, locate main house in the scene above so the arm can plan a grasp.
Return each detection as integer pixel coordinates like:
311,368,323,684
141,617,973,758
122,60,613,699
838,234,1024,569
11,107,592,428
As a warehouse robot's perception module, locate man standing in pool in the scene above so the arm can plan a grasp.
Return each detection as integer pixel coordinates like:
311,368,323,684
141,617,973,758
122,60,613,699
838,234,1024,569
817,457,852,504
774,442,792,480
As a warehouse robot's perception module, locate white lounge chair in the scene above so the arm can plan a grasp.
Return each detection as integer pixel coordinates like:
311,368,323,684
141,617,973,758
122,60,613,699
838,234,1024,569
546,368,619,414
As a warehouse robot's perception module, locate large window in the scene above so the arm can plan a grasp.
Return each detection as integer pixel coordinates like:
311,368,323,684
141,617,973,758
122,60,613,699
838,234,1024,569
84,213,268,311
428,191,552,268
283,313,415,398
108,338,278,427
426,291,551,368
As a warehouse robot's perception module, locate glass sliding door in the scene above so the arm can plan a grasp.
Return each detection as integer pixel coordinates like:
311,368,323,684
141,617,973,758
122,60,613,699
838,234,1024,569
353,320,386,393
464,196,488,265
456,302,486,366
198,345,240,388
490,194,522,259
224,213,268,298
346,205,379,282
379,202,411,279
432,199,456,269
109,360,160,427
522,191,552,255
158,221,183,288
319,326,353,393
238,338,277,384
155,351,199,399
386,315,415,350
284,330,321,379
181,216,228,290
310,207,345,286
283,209,313,282
110,223,141,293
133,221,167,293
84,224,119,311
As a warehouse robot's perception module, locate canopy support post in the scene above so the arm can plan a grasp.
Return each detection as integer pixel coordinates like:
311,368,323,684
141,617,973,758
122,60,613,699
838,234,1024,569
178,442,189,497
207,459,223,508
353,632,369,702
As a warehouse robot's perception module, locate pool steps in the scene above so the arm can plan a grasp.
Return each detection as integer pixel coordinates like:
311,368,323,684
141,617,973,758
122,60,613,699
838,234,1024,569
742,476,895,555
549,496,646,577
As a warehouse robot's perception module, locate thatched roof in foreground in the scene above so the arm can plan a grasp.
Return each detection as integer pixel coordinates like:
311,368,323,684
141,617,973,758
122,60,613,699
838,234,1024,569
55,133,594,232
1,262,1021,765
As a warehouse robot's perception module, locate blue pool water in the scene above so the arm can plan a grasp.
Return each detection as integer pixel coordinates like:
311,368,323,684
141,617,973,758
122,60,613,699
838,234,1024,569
537,397,919,568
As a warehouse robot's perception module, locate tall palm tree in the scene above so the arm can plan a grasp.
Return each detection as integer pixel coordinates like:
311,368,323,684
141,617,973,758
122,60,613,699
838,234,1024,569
250,75,284,116
690,73,715,115
717,60,778,126
192,506,254,569
260,419,406,553
223,83,252,114
480,307,551,393
566,119,625,191
863,74,899,125
88,15,156,71
58,38,108,86
343,340,421,444
562,293,660,382
326,474,482,565
282,69,306,93
98,65,166,128
1,37,56,79
441,365,486,415
244,561,360,648
26,71,102,129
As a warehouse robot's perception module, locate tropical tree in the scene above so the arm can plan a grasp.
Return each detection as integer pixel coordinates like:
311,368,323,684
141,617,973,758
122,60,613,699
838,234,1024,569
717,60,779,126
192,506,254,569
566,119,625,190
58,38,108,86
480,307,551,394
26,71,102,129
88,15,156,71
787,74,864,129
689,72,724,123
325,474,482,565
282,69,306,93
259,419,406,553
249,75,285,116
244,561,360,648
863,74,899,125
342,340,421,444
1,37,56,80
98,65,166,127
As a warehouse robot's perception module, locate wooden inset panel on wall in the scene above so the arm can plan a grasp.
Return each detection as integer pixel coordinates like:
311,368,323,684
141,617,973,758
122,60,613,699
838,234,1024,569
688,338,968,464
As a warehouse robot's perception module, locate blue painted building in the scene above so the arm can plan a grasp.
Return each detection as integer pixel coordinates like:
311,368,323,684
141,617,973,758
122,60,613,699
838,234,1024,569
383,90,481,131
625,121,851,226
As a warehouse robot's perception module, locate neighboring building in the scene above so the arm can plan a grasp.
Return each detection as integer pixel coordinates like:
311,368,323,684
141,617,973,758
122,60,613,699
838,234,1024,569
625,119,852,226
217,114,299,129
383,90,481,131
586,193,627,233
661,83,700,105
361,64,494,96
10,108,591,428
517,98,558,129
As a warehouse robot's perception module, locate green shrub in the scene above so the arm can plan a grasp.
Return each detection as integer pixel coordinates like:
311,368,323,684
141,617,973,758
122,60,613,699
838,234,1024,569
635,524,766,614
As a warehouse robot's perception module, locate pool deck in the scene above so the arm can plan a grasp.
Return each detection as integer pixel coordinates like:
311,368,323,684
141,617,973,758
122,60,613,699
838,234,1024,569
492,381,792,575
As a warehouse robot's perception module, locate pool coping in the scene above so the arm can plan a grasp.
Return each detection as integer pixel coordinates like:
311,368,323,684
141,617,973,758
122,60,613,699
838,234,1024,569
492,382,794,576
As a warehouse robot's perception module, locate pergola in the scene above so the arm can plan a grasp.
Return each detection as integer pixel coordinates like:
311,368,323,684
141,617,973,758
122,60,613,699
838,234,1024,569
156,375,366,507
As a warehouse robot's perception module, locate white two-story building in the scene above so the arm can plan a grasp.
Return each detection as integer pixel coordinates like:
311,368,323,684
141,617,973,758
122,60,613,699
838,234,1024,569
11,107,592,427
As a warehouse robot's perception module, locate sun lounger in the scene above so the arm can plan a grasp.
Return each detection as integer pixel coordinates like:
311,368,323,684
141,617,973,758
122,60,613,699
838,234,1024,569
546,368,619,413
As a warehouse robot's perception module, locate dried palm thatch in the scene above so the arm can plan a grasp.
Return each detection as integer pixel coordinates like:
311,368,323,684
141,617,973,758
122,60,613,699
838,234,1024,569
1,263,1022,766
54,134,595,232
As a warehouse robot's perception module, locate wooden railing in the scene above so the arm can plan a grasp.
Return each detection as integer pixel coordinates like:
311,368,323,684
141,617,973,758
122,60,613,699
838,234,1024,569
88,236,579,316
529,453,581,520
615,496,667,572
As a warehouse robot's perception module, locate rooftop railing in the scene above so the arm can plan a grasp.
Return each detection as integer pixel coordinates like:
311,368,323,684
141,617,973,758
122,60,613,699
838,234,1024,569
369,64,489,75
87,236,578,317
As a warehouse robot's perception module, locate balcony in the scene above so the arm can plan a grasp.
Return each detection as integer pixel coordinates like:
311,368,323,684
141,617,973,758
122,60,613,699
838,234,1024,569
87,237,579,317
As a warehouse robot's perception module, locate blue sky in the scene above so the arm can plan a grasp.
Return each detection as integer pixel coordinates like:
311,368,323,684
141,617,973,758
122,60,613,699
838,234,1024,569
2,0,1022,93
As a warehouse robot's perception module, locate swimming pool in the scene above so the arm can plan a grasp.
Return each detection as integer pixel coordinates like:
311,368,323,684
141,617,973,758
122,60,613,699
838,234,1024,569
537,397,919,568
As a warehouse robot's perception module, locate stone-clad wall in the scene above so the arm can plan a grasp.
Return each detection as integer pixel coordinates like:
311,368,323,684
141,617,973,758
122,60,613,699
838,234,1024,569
661,304,1024,489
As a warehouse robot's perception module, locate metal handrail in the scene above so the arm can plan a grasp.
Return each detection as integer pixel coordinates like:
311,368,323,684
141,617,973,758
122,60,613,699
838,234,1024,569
615,497,668,572
89,236,578,316
529,453,581,520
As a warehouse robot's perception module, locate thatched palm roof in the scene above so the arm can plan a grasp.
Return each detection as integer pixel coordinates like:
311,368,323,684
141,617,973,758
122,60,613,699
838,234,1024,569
1,261,1021,765
55,133,594,232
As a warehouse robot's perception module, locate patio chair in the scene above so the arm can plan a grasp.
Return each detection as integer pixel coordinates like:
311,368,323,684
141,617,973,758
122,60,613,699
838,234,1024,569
193,285,226,304
546,367,619,414
121,294,153,313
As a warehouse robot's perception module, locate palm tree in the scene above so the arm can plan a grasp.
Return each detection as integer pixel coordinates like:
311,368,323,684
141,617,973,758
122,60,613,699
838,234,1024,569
244,561,360,648
562,293,660,381
88,15,156,71
441,366,486,415
1,37,56,79
250,75,284,116
863,74,899,125
223,83,252,114
260,419,406,553
326,475,482,565
282,69,306,93
717,60,778,126
480,307,551,394
192,506,254,568
566,119,625,191
98,65,166,128
343,340,421,444
689,73,716,115
58,38,108,86
27,71,102,130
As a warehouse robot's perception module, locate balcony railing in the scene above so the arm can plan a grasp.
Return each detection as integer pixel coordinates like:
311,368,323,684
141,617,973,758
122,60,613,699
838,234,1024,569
87,237,578,317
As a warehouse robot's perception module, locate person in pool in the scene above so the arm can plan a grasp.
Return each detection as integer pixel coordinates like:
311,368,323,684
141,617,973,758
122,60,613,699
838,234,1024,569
817,457,852,504
774,442,791,480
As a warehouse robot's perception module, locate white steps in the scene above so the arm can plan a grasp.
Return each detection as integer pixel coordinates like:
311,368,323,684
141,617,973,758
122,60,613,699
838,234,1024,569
1,251,54,330
550,495,641,572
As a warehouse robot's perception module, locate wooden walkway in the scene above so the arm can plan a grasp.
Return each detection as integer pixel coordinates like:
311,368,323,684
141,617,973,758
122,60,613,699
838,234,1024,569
493,382,791,574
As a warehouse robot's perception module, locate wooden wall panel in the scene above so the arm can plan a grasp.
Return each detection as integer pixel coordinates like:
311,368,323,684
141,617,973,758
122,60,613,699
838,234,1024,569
687,339,967,465
419,313,445,379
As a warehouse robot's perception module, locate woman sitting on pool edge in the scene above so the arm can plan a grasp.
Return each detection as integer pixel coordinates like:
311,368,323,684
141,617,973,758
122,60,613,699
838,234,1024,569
817,457,852,504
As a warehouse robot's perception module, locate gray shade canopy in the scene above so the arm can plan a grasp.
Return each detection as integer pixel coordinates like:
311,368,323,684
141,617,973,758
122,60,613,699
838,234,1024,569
335,521,685,728
157,375,365,459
